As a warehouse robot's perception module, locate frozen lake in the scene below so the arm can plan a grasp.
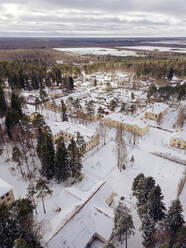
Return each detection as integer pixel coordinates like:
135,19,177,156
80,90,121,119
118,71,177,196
53,47,141,57
117,45,186,53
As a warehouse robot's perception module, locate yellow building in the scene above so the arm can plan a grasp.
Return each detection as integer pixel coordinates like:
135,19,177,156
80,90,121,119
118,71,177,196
0,179,14,205
48,89,63,98
48,121,100,152
145,102,169,120
170,130,186,149
45,102,61,112
25,111,39,121
104,113,149,136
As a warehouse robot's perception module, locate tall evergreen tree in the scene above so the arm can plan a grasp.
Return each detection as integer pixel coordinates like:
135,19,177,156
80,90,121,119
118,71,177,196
85,100,94,117
0,198,42,248
112,201,135,248
167,68,174,81
54,138,71,182
11,92,23,118
0,83,7,117
36,179,53,214
68,138,82,181
36,117,55,180
61,99,68,122
146,185,166,223
164,199,185,248
39,131,55,180
76,132,86,157
68,76,74,90
142,215,156,248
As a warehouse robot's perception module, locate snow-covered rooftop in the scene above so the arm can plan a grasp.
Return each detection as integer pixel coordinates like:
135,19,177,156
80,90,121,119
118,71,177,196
47,120,97,142
104,113,149,129
171,130,186,140
146,102,169,115
47,181,114,248
0,178,13,197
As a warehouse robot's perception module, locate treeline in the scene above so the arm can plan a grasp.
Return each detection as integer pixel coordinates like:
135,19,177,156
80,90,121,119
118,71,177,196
83,56,186,80
147,82,186,100
0,62,80,90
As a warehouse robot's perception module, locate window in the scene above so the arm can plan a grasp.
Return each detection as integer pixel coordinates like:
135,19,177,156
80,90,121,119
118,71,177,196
1,195,4,200
7,197,11,202
6,192,9,197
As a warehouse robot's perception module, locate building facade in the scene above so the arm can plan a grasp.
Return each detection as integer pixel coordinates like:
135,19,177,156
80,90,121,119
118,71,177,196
0,179,14,205
104,113,149,136
145,102,169,120
170,130,186,149
49,121,100,152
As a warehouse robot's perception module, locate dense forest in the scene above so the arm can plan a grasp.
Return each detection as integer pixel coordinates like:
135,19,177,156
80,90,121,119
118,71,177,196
84,55,186,79
0,62,80,90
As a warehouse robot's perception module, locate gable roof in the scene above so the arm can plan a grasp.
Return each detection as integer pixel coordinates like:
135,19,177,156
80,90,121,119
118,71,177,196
47,181,114,248
0,178,13,198
146,103,168,115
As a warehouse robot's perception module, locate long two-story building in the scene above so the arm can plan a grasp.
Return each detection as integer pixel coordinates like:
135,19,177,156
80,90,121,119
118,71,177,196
104,113,149,136
48,120,100,152
144,102,169,121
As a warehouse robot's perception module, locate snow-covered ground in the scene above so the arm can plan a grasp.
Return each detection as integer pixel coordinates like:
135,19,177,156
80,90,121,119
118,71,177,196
1,72,186,247
117,45,186,53
54,47,140,57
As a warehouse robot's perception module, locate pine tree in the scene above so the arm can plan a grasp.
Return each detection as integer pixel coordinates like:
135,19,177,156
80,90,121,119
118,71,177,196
164,199,185,238
26,183,38,215
54,138,71,182
168,68,174,81
61,100,68,122
5,109,20,138
112,201,135,248
11,92,23,118
85,100,94,117
109,99,117,112
0,198,42,248
146,185,166,223
0,83,7,117
36,119,55,180
12,146,24,177
132,174,156,218
142,215,156,248
97,106,105,118
36,179,53,214
76,131,86,156
68,76,74,90
68,138,82,181
40,132,55,180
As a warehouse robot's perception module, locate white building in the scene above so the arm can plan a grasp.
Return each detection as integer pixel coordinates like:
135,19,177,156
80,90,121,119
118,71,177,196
47,182,115,248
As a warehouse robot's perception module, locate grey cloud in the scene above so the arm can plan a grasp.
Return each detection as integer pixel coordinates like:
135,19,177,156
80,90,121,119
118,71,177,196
0,0,185,37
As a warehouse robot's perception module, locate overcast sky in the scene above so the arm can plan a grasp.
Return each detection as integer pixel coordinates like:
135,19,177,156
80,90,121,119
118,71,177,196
0,0,186,37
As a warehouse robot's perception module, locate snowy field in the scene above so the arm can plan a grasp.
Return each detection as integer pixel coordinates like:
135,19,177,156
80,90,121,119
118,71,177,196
53,47,140,57
117,45,186,53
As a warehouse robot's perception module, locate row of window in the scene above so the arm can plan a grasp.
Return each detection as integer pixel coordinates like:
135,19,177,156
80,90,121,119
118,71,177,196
1,191,10,201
